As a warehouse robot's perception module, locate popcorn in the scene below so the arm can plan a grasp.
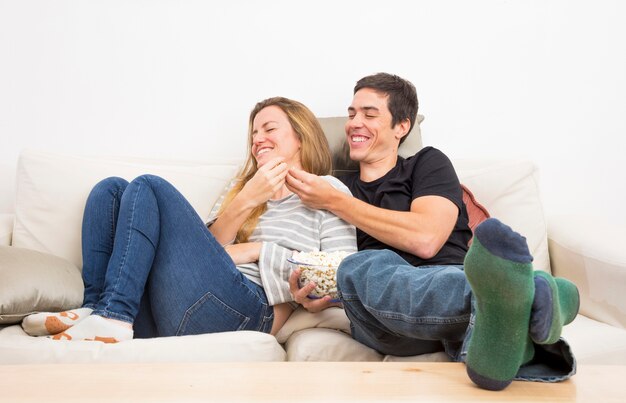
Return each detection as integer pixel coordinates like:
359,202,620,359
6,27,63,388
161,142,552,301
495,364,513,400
288,251,353,300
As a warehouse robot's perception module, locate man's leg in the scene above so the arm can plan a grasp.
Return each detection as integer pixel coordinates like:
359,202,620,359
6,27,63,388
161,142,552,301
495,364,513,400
464,218,579,391
337,249,472,357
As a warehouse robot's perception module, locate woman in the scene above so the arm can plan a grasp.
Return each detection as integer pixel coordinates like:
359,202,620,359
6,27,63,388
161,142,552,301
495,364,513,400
22,97,357,342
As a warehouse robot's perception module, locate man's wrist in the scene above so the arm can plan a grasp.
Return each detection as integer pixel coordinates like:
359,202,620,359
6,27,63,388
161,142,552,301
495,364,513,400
326,188,349,214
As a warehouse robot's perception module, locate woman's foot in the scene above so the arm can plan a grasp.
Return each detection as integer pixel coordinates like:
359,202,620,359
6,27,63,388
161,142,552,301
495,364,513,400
50,315,133,343
21,308,93,336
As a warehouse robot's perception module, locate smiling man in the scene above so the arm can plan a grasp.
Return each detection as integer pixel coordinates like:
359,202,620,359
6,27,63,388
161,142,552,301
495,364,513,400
286,73,579,391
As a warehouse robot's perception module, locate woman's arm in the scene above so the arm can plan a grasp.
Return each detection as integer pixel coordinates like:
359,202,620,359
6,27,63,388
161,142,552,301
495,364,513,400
209,157,288,244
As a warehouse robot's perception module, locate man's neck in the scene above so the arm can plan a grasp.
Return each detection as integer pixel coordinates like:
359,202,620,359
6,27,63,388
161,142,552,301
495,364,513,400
359,153,398,182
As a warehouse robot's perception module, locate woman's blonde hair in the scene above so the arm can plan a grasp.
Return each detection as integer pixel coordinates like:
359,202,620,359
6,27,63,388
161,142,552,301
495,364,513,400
218,97,332,243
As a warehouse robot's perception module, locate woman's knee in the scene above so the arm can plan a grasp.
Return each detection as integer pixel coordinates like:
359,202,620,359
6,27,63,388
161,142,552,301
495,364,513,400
130,174,176,193
89,177,129,200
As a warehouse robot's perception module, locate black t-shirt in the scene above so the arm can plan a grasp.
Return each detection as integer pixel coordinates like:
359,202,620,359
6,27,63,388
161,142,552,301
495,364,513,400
339,146,472,266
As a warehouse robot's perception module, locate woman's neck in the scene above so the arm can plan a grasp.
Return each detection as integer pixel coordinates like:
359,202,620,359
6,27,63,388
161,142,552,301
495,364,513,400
271,184,292,200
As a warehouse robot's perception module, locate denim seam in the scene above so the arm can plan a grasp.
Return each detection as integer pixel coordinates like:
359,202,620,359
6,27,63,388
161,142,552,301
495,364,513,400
367,305,471,325
99,181,142,315
176,291,250,336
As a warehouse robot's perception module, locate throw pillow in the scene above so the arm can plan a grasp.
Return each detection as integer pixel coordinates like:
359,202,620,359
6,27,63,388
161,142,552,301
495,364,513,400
0,246,83,325
461,184,491,245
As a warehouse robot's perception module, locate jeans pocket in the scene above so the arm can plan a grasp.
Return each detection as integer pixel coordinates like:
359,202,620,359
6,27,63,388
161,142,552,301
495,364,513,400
176,291,250,336
258,304,274,334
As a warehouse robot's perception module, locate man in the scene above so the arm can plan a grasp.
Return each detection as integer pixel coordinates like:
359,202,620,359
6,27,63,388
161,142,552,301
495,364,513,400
286,73,579,391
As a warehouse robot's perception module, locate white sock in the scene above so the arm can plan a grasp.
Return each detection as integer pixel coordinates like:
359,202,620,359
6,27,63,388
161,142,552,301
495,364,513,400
21,308,93,336
50,315,133,343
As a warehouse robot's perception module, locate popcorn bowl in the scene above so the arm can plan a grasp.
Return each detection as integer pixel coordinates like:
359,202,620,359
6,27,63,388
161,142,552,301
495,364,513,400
287,251,353,302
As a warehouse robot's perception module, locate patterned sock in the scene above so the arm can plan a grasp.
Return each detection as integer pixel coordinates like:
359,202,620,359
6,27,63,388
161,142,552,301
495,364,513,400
50,315,133,343
21,308,93,336
530,271,580,345
464,218,535,391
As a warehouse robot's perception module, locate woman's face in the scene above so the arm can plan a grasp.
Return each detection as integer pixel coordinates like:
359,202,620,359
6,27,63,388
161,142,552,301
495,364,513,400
251,105,302,168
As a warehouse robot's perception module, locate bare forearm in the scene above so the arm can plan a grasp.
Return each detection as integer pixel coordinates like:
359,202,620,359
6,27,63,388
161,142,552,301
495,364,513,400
327,192,440,258
209,195,255,245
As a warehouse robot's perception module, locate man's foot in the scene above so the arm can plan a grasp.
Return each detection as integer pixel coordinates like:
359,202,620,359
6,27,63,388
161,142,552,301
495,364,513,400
530,271,579,345
464,218,535,391
21,308,93,336
50,314,133,343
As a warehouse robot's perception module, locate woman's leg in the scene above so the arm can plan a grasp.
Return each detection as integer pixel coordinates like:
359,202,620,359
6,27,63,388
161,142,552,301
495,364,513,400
22,177,129,336
81,177,130,309
129,175,274,337
55,175,273,341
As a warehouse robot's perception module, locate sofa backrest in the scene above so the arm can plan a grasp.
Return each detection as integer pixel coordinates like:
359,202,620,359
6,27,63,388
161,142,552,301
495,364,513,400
10,133,550,273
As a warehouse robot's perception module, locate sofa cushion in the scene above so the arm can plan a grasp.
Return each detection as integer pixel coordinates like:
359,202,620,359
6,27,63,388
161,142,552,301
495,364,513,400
561,314,626,364
275,306,351,344
453,159,551,272
548,214,626,329
0,214,12,246
0,246,83,325
12,149,241,269
285,328,383,362
0,325,286,364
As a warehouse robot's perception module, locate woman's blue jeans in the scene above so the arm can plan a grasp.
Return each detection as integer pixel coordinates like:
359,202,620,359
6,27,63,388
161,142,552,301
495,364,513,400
80,175,274,338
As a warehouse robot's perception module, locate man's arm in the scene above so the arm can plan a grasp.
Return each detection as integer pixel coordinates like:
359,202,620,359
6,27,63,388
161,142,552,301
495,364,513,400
286,169,458,259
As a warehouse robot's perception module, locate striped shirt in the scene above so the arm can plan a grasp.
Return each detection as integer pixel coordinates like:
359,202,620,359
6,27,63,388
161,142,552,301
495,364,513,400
208,175,357,306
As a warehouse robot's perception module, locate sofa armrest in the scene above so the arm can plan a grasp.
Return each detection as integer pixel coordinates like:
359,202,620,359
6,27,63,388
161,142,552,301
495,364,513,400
548,214,626,329
0,214,13,246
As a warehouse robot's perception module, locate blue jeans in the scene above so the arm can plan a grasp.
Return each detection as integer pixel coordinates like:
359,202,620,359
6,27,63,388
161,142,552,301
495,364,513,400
337,249,576,382
80,175,274,338
337,249,471,358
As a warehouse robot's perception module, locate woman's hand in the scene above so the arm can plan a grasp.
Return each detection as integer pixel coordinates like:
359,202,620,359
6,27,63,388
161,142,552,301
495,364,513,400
224,242,262,265
238,157,289,208
288,269,342,313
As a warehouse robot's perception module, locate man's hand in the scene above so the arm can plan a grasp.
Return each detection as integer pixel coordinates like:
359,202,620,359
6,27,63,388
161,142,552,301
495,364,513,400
288,269,342,313
239,157,288,208
224,242,262,265
286,168,340,210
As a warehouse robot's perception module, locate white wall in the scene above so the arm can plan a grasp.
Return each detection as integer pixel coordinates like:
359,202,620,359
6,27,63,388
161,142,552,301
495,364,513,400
1,0,625,223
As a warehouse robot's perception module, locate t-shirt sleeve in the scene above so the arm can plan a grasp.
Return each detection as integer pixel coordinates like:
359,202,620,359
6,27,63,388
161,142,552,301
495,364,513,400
411,148,464,211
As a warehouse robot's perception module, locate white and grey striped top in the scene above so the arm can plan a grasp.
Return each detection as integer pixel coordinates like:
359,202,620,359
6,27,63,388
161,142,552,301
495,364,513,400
207,176,357,306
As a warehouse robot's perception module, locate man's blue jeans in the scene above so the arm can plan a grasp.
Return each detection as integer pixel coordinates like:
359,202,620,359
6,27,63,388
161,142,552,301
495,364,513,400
80,175,274,337
337,249,576,382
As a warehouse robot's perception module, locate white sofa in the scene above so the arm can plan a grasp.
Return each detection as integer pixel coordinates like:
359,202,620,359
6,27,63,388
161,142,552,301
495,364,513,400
1,117,626,365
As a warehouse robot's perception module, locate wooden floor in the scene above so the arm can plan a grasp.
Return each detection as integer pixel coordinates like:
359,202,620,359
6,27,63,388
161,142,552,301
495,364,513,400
2,362,624,402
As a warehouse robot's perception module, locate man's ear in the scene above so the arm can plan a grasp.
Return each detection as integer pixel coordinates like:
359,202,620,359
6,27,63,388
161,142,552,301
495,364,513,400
394,118,411,141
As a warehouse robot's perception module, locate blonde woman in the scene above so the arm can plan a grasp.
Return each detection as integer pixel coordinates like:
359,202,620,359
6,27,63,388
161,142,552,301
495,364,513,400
22,97,357,342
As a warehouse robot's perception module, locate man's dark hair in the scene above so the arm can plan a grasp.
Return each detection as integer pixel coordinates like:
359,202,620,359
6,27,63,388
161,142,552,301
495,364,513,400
354,73,418,145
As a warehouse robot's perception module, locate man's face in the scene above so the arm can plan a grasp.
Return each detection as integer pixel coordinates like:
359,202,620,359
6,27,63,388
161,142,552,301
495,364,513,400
345,88,403,164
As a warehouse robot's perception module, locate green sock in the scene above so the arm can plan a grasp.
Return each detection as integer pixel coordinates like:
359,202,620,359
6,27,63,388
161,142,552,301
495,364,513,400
464,218,535,391
530,271,579,345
